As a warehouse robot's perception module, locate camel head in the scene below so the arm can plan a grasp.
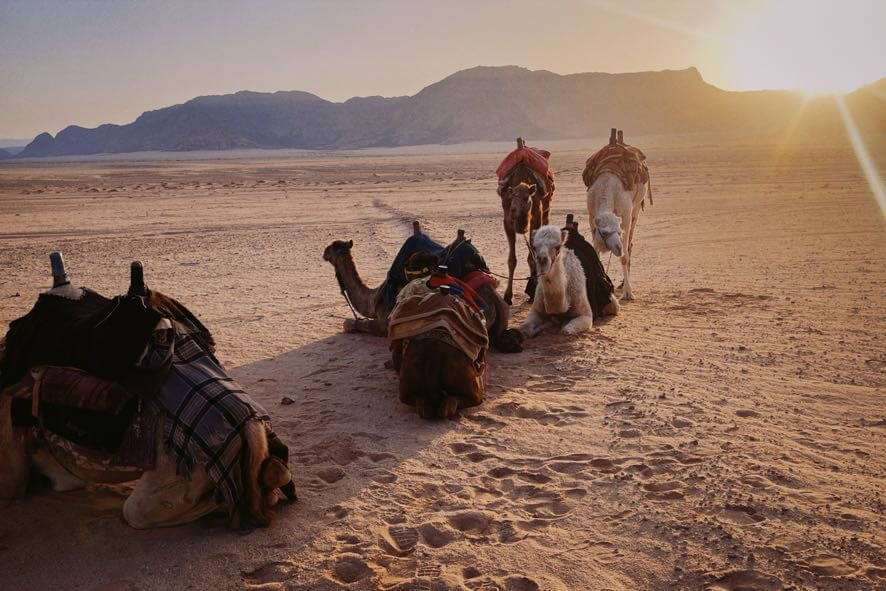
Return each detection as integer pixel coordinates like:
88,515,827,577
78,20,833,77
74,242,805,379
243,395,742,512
593,213,623,257
322,239,354,264
531,225,567,276
505,182,535,234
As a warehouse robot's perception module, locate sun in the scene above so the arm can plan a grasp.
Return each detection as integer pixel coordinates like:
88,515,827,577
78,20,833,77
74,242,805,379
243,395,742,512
728,0,884,94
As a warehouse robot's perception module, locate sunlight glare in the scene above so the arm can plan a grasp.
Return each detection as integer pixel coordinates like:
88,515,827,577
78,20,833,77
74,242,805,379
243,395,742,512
835,94,886,216
729,0,884,93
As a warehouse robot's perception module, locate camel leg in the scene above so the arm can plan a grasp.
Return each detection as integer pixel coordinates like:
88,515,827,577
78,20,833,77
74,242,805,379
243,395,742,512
344,317,387,336
622,205,641,301
398,340,438,418
525,242,537,301
520,308,553,338
620,212,635,300
31,447,87,492
602,295,620,317
123,444,223,529
562,315,594,335
504,227,517,305
441,353,484,415
0,396,29,499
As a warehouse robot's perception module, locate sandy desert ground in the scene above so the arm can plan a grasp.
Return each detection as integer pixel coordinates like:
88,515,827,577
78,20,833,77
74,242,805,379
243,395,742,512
0,133,883,590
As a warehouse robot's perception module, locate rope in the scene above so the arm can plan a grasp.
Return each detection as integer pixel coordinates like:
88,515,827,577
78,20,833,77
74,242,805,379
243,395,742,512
487,234,553,282
334,269,360,320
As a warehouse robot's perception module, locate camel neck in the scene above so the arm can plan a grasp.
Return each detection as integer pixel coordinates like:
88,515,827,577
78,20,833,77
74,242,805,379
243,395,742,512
334,255,377,317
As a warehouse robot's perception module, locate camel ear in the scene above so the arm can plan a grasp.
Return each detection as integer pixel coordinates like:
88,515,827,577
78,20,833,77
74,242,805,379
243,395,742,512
346,240,353,248
560,229,569,245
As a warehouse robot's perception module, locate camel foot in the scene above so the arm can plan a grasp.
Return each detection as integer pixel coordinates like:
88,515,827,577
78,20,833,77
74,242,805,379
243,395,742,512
602,297,620,317
439,396,459,419
503,293,513,306
561,316,593,336
496,329,525,353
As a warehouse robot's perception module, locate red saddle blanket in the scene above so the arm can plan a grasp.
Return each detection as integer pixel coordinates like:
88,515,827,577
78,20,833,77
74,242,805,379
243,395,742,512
496,146,554,185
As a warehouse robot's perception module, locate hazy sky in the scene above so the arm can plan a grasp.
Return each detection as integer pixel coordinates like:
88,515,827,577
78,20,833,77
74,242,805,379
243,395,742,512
1,0,883,139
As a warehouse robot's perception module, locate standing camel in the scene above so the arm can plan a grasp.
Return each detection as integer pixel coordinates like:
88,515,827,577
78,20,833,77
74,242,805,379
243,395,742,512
496,138,555,305
584,129,651,300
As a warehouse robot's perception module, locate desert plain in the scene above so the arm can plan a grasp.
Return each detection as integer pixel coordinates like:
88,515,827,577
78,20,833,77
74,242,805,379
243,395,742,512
0,132,883,590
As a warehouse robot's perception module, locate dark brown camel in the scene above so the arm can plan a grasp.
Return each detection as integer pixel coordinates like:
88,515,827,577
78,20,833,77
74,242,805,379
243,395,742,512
391,337,484,419
500,158,554,305
322,234,522,353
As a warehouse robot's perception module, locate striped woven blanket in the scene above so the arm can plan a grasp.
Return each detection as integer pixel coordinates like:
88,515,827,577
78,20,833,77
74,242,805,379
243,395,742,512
582,143,649,192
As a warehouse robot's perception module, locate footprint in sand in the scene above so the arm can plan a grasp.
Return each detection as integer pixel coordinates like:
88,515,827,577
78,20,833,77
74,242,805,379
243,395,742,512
720,503,765,524
643,480,685,500
317,466,346,483
805,555,857,577
418,522,457,548
704,569,783,591
379,524,419,556
331,553,374,584
240,560,295,588
447,510,495,535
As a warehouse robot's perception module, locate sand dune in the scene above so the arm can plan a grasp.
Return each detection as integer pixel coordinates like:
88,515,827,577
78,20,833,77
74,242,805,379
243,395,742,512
0,134,883,590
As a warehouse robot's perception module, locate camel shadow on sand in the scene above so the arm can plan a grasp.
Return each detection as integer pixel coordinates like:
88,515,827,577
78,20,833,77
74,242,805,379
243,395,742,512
0,317,616,589
0,323,547,587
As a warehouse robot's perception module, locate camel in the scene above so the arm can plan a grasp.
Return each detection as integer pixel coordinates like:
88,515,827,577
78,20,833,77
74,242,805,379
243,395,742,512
0,256,295,529
322,227,522,353
496,138,555,304
585,129,651,300
520,224,620,338
389,282,487,419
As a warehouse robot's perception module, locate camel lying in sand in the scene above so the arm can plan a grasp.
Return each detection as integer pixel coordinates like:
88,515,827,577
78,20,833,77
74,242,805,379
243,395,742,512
584,129,652,300
521,222,620,338
0,256,295,529
322,227,522,353
388,262,488,419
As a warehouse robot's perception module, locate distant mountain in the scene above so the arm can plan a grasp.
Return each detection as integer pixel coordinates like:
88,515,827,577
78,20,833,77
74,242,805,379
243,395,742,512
16,67,886,158
0,148,11,160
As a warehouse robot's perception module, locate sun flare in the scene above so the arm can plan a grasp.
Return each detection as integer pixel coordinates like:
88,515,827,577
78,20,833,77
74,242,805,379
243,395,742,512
729,0,884,94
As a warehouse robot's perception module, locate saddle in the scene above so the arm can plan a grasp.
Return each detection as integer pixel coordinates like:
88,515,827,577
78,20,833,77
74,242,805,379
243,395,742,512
382,232,495,310
388,292,489,364
496,146,555,197
562,224,616,320
582,143,650,194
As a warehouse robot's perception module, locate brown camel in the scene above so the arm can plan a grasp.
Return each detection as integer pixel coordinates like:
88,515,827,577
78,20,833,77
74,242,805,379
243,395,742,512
391,336,485,419
388,287,487,420
499,162,554,305
322,238,522,353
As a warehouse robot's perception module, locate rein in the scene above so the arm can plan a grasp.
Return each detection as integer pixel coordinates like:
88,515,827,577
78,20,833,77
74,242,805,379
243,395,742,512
334,269,360,320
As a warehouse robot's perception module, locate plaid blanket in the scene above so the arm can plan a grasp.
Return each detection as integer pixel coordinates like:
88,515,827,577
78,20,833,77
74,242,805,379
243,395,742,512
143,322,272,510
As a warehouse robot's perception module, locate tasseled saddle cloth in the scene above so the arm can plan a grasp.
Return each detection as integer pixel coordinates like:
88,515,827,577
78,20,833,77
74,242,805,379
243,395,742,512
496,146,555,198
582,143,652,206
388,292,489,364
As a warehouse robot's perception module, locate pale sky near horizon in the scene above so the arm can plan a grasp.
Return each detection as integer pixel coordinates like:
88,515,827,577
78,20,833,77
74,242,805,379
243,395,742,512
1,0,883,140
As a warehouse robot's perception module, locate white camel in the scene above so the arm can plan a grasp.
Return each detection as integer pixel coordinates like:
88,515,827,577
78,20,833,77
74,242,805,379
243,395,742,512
587,172,649,301
520,225,616,337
